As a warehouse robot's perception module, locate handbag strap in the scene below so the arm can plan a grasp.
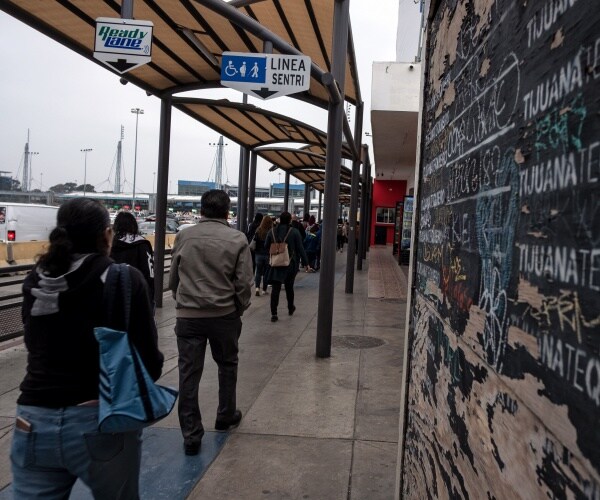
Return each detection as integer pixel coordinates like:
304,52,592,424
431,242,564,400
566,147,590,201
104,263,155,420
103,263,132,332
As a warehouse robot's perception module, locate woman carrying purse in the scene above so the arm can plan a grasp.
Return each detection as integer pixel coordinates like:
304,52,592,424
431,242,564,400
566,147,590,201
12,197,164,499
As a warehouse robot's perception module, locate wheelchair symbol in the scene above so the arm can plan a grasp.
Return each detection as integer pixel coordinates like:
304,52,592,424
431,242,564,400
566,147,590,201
225,61,238,77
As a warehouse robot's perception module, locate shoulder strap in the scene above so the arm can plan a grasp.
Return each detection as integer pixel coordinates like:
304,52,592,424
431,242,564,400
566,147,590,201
282,228,292,243
271,227,278,243
103,263,132,331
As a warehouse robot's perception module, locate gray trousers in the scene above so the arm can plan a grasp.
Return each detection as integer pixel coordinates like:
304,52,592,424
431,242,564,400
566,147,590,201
175,313,242,446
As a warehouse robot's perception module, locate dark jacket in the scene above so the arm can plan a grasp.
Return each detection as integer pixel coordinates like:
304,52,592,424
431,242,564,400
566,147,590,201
110,234,155,302
19,253,163,408
252,228,270,256
265,224,309,283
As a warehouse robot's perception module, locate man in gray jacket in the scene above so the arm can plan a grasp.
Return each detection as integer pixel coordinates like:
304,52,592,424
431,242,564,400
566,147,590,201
169,190,253,456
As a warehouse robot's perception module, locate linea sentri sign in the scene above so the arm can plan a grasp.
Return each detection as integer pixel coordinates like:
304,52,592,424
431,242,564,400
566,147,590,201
94,18,153,74
221,52,311,100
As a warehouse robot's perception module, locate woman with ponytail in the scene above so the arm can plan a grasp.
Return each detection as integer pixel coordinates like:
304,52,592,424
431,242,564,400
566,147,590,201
11,198,164,499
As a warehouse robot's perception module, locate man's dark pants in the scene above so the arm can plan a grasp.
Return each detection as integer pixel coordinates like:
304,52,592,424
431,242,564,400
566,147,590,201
176,312,242,447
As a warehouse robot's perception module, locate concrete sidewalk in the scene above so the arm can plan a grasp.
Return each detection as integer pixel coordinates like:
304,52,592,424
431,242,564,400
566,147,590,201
0,246,407,499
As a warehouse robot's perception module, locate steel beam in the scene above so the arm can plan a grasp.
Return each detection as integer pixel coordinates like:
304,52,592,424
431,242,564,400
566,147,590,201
283,171,290,212
345,102,363,293
153,97,172,308
316,0,350,359
248,151,257,226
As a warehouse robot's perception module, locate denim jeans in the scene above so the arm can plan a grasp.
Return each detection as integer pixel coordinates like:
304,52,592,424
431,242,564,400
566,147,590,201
254,254,270,290
11,404,142,500
176,313,242,448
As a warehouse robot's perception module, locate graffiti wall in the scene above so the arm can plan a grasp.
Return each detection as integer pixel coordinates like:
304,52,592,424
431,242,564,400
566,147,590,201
402,0,599,497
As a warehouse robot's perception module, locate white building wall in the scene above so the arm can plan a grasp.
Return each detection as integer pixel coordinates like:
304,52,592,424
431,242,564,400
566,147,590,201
371,62,421,113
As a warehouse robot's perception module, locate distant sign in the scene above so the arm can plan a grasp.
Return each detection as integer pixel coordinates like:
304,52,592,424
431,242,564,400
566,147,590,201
221,52,311,100
94,18,153,74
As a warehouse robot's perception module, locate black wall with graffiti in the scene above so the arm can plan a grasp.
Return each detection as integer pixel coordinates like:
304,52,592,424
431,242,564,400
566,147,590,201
402,0,599,497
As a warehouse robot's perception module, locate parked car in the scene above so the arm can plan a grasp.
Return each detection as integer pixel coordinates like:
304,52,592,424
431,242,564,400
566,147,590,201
138,220,178,235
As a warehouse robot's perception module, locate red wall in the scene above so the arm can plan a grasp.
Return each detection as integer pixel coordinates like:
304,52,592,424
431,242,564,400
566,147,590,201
371,179,407,245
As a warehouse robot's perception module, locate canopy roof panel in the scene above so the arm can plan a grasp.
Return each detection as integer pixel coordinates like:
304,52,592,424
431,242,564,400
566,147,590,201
1,0,359,107
173,98,354,158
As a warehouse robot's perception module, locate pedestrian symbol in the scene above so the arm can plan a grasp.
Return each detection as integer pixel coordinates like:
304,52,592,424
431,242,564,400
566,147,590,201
221,54,266,83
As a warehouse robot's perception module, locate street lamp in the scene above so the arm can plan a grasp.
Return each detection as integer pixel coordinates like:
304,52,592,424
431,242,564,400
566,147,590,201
80,148,92,196
131,108,144,212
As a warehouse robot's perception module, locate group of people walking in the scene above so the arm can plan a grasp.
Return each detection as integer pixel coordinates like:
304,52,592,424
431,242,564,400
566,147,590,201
10,189,324,498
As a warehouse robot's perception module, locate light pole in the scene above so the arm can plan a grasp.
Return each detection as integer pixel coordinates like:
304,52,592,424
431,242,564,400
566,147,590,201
40,172,43,191
80,148,92,196
131,108,144,212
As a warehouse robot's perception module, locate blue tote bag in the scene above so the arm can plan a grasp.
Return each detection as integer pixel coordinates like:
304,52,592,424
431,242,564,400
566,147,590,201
94,263,177,433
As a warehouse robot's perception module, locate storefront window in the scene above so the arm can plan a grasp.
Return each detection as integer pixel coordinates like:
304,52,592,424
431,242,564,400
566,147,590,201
376,207,395,224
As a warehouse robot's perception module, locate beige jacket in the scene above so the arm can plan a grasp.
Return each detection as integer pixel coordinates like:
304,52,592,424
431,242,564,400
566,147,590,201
169,218,253,318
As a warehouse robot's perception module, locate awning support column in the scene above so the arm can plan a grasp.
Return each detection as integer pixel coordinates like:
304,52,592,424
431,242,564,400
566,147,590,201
248,151,257,226
303,183,311,216
283,171,290,212
357,146,369,269
345,102,363,293
318,191,323,221
316,0,350,359
153,96,172,308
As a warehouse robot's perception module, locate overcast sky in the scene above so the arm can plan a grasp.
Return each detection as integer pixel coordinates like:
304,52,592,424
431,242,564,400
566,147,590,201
0,0,421,195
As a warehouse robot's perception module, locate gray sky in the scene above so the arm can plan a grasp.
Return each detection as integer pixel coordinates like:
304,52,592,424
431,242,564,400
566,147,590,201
0,0,420,195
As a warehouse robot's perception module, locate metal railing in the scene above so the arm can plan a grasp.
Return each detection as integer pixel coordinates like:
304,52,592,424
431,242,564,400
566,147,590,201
0,251,172,342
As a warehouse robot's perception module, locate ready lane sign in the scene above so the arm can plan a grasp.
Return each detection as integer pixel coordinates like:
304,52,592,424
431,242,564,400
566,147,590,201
221,52,311,100
94,18,153,74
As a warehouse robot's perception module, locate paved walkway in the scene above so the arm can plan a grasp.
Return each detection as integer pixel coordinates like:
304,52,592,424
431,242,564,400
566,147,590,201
0,245,407,499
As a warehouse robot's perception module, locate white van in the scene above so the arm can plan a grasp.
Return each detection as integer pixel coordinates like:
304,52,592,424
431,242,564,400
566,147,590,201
0,203,59,242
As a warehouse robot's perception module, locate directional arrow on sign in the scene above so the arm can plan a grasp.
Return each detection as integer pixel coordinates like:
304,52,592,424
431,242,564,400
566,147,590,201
251,88,279,99
94,18,153,74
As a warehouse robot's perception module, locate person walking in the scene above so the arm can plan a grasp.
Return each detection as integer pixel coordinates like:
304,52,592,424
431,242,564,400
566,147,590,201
169,190,253,456
253,215,273,296
265,211,312,322
12,197,164,499
110,211,155,308
303,224,321,270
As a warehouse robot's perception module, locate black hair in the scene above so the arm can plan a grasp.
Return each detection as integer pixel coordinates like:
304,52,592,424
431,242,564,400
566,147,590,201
37,198,110,277
279,211,292,225
253,212,264,224
113,211,139,239
200,190,230,219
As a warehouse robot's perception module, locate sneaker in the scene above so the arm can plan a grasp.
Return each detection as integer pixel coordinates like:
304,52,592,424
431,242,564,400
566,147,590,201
215,410,243,432
288,305,296,316
255,288,260,297
271,315,278,322
262,289,269,295
184,442,201,456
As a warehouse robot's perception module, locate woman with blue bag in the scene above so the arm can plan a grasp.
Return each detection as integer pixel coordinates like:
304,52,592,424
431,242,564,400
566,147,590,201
12,197,164,499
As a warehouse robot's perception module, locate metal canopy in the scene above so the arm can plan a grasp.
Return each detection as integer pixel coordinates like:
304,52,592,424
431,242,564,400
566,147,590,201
172,97,354,157
0,0,360,108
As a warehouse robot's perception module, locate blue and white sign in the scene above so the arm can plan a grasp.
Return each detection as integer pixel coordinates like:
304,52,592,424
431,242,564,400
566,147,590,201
94,18,153,74
221,52,311,100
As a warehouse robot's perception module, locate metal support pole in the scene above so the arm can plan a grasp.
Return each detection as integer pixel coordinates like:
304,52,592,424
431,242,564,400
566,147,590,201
283,171,290,212
248,151,257,226
237,94,248,230
153,97,172,308
121,0,133,19
318,191,322,221
358,148,370,266
303,183,311,217
316,0,350,359
345,103,363,293
365,171,373,255
239,147,249,232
